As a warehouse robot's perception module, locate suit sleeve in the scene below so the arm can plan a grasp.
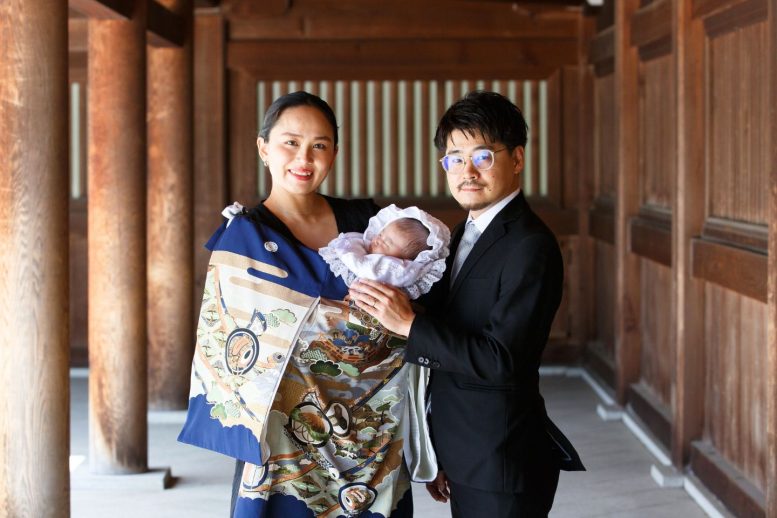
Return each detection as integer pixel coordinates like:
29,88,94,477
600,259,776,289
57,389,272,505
405,233,562,383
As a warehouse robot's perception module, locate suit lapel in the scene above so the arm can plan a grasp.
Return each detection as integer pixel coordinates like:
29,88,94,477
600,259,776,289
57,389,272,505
447,193,528,301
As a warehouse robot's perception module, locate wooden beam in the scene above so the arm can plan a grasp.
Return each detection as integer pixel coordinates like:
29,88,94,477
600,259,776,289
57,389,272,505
69,0,186,47
227,0,580,41
671,0,706,469
589,26,614,76
590,200,615,244
629,214,672,266
227,39,578,80
147,0,185,47
703,0,768,38
631,0,672,60
612,0,641,405
631,0,671,51
224,0,288,18
69,0,132,19
691,238,767,303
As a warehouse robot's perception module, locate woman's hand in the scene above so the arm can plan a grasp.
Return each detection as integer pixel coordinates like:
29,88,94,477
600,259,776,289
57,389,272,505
425,470,450,503
348,279,416,336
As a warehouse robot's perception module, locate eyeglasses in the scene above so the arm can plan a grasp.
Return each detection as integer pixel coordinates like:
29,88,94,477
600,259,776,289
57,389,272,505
439,148,506,174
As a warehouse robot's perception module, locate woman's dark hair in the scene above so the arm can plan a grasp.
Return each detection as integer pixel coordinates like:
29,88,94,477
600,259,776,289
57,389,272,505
259,91,339,146
433,90,528,152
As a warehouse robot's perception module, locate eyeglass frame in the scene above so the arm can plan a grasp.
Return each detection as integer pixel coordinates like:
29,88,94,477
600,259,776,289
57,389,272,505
438,147,507,174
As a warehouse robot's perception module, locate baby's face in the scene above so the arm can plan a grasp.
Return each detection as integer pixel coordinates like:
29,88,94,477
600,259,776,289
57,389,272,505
368,223,414,259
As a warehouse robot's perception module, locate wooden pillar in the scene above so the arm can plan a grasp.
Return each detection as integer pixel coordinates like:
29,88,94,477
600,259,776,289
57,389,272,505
0,1,70,514
193,10,227,325
88,2,149,474
613,0,641,403
147,0,194,410
671,0,705,467
766,0,777,513
228,70,258,206
576,14,596,351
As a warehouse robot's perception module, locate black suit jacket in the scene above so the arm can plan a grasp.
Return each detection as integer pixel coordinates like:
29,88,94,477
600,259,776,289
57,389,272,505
406,192,584,494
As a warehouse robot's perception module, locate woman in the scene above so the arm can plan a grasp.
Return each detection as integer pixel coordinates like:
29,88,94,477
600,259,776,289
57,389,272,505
178,92,435,518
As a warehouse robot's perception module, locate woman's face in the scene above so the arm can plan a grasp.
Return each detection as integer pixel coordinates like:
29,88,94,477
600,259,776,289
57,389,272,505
257,105,338,196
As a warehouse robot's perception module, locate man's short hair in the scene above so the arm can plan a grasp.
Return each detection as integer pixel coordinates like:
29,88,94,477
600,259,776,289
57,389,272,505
434,90,528,152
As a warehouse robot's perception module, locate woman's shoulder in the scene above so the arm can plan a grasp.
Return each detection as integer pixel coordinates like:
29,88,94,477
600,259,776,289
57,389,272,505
323,195,381,233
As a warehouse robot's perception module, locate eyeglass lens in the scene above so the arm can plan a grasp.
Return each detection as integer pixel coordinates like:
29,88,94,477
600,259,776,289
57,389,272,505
441,149,495,173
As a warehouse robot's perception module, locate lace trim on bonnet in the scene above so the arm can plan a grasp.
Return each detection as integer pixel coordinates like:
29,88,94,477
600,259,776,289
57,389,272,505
319,204,451,299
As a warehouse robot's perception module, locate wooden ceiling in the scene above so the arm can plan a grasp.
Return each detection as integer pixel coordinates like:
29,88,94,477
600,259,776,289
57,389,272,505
69,0,597,80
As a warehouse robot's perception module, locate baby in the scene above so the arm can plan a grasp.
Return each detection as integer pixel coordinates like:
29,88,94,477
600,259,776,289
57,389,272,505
319,204,451,299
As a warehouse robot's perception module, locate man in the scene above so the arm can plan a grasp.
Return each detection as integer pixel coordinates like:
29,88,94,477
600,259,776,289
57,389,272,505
350,91,584,517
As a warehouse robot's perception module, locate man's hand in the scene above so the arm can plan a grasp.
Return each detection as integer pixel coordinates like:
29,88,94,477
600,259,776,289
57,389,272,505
425,470,450,503
348,279,416,336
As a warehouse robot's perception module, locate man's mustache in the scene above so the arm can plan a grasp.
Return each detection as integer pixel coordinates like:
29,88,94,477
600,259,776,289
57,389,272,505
457,182,486,190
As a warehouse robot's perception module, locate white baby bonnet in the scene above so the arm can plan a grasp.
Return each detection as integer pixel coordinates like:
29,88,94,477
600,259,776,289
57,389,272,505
319,204,451,299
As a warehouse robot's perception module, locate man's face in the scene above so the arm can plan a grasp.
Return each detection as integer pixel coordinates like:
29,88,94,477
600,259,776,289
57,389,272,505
443,130,523,218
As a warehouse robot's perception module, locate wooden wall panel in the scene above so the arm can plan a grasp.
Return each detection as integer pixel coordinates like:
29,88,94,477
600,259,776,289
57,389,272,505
594,241,616,362
705,284,768,492
707,21,769,224
639,259,674,407
593,74,616,199
639,54,674,209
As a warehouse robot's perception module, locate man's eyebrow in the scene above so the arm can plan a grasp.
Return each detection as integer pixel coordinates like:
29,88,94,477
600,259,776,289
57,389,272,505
279,131,332,142
446,144,492,154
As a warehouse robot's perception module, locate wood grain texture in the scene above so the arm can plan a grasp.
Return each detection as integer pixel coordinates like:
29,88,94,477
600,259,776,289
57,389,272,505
147,0,194,410
629,212,672,266
590,201,615,244
0,0,70,514
704,285,768,494
593,75,616,199
638,259,674,409
594,241,617,363
639,55,674,209
613,0,642,404
703,0,767,37
589,26,615,76
227,0,580,40
87,7,149,474
766,0,776,512
671,0,706,468
576,14,596,355
707,20,769,225
227,39,578,80
691,440,766,516
228,70,258,206
631,0,672,51
692,238,767,302
192,11,227,328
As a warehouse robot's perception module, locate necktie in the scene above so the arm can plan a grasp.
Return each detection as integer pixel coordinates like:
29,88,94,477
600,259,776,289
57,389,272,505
450,220,481,284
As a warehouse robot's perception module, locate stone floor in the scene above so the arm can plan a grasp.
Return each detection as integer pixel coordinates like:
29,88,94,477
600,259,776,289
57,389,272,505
70,371,722,517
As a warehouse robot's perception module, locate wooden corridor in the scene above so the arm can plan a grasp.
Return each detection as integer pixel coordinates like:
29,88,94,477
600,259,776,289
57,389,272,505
2,0,776,516
69,373,715,517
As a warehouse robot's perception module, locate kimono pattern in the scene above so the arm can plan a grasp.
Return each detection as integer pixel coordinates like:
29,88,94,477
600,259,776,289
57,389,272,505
179,213,423,518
